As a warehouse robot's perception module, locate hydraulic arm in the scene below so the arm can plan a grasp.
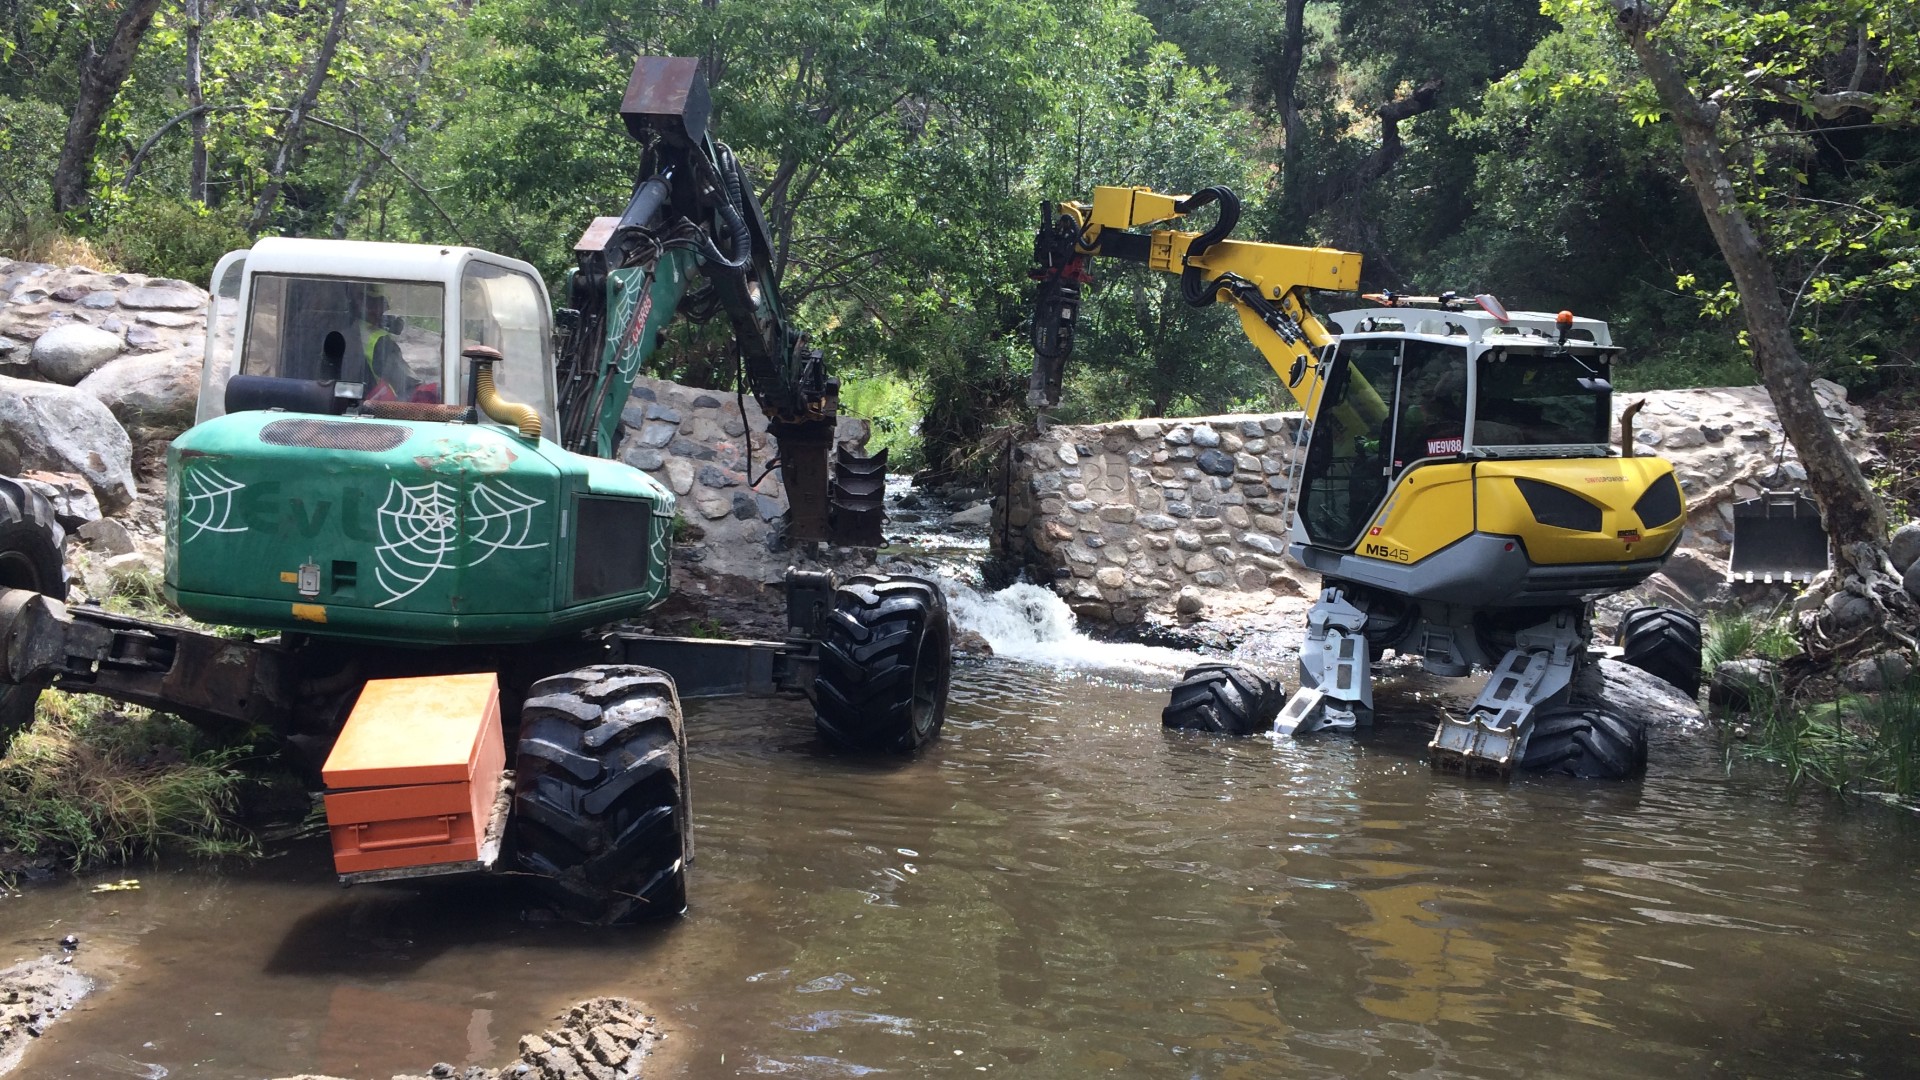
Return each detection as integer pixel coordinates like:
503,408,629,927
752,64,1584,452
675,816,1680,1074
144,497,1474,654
556,57,882,545
1029,185,1361,411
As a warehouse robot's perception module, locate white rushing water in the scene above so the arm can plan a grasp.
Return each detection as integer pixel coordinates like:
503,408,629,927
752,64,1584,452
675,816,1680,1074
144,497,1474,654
944,579,1202,676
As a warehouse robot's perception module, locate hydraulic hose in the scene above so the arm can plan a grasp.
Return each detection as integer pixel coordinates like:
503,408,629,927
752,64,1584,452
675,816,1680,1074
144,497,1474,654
1174,186,1241,307
468,349,542,439
695,144,754,273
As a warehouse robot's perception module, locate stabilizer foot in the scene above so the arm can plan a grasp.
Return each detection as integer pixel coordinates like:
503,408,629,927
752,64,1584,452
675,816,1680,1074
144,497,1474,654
1277,587,1373,737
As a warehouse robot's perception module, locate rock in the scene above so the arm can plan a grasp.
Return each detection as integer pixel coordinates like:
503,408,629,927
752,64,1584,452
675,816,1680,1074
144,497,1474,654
1904,561,1920,606
698,463,740,489
30,324,123,384
16,470,101,528
1175,586,1204,615
78,291,117,309
1842,651,1913,693
620,444,664,471
636,421,676,448
123,324,162,349
1095,566,1126,588
645,403,683,424
731,492,758,519
1196,448,1235,476
950,502,993,527
1709,657,1779,712
953,627,994,656
118,284,203,310
1890,522,1920,574
665,459,695,496
1822,589,1876,633
691,393,722,408
77,517,135,555
695,494,730,520
75,350,200,442
1569,657,1704,726
1190,425,1220,448
0,375,135,512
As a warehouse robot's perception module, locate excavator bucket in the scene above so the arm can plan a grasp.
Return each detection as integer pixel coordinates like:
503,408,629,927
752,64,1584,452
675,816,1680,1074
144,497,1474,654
1728,491,1830,584
828,446,888,547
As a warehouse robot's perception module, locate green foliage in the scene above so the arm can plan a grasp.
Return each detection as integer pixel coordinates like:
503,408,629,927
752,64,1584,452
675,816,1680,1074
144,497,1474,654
837,371,926,472
94,198,248,284
1704,606,1799,670
0,692,254,868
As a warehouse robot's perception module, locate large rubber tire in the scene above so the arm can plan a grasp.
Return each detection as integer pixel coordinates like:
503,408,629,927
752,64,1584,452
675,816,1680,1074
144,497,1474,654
512,665,690,924
1616,606,1703,699
1162,663,1280,736
1520,705,1648,779
0,477,67,739
812,574,952,754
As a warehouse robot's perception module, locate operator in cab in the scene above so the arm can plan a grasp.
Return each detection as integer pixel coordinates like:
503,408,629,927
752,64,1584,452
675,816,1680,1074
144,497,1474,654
359,286,440,403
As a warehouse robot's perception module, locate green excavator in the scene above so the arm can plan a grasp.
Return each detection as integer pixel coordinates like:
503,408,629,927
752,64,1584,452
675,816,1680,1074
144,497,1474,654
0,57,950,922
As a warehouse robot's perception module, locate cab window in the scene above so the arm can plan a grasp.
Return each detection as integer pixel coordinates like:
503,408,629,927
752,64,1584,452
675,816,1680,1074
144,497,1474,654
240,275,444,403
1299,340,1399,548
460,263,555,435
1392,341,1469,469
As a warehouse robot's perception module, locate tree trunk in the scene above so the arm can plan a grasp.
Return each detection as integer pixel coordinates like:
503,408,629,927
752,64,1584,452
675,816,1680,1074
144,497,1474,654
247,0,351,235
1271,0,1309,213
1611,1,1886,576
187,0,209,205
50,0,169,215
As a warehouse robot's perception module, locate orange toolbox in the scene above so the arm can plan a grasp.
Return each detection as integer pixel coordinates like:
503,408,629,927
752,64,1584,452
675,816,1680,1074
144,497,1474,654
321,672,507,877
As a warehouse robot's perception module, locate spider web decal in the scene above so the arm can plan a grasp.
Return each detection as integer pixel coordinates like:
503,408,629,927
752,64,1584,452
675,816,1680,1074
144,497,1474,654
468,482,549,565
181,466,248,542
372,479,549,607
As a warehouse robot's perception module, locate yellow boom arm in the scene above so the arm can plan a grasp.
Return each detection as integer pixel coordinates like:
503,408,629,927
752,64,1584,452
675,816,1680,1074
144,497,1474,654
1029,184,1362,415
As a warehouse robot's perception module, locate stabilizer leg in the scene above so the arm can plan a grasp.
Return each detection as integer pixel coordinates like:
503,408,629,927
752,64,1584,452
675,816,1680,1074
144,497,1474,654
1277,587,1373,736
1429,608,1585,779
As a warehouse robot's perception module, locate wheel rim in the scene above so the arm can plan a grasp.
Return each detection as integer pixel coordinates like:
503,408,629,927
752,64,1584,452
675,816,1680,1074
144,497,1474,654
910,632,941,737
0,549,44,593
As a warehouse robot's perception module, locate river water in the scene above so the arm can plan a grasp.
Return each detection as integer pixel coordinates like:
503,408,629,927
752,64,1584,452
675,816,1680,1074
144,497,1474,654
5,493,1920,1078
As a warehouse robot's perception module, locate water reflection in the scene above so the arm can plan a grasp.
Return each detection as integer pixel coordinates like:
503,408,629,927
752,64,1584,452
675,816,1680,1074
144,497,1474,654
3,660,1918,1079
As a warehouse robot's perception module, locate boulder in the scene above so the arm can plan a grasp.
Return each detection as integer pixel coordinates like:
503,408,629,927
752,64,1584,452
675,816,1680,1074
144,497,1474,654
75,349,201,443
77,517,135,556
30,323,123,384
1842,651,1913,693
949,502,992,527
0,375,135,512
1890,521,1920,575
16,470,102,529
1708,657,1779,712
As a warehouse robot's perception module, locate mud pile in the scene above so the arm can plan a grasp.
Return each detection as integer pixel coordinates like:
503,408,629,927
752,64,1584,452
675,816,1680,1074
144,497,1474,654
0,955,93,1075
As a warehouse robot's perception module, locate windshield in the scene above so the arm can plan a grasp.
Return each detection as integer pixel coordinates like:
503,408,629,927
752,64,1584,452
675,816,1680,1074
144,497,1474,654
1472,351,1611,450
241,275,446,403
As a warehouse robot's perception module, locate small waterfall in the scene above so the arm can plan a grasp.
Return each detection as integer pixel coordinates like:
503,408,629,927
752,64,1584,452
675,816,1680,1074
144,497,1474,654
944,580,1201,675
880,474,1203,677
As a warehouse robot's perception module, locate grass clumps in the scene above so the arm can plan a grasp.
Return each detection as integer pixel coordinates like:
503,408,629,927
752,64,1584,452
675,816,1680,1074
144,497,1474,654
1,691,254,870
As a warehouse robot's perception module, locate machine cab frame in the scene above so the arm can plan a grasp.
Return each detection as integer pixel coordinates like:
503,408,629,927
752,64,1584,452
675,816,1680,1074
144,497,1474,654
197,238,561,439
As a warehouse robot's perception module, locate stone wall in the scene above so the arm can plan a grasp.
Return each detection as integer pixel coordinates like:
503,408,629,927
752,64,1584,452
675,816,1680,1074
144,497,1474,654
998,414,1309,625
1000,382,1871,625
613,376,868,585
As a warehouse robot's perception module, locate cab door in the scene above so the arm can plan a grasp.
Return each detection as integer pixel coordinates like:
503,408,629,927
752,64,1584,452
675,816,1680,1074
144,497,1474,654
1297,339,1401,550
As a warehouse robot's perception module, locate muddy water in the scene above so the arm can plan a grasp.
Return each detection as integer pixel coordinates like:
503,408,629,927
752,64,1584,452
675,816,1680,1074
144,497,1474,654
5,652,1920,1079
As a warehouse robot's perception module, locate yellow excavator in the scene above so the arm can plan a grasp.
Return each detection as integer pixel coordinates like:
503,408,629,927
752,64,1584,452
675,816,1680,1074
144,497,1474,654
1029,185,1702,779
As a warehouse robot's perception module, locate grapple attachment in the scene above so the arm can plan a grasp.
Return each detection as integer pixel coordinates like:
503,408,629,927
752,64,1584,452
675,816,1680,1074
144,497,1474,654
1728,491,1830,584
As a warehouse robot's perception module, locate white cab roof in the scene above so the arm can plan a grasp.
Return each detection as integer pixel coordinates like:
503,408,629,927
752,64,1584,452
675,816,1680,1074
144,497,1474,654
1324,306,1613,347
241,236,543,284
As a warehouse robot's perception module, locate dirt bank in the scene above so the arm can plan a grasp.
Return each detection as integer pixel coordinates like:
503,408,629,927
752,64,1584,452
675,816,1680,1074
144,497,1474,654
272,996,663,1080
0,954,93,1075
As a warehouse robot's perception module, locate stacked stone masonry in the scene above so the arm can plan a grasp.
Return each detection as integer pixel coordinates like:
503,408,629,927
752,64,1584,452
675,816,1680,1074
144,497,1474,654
1001,383,1870,625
